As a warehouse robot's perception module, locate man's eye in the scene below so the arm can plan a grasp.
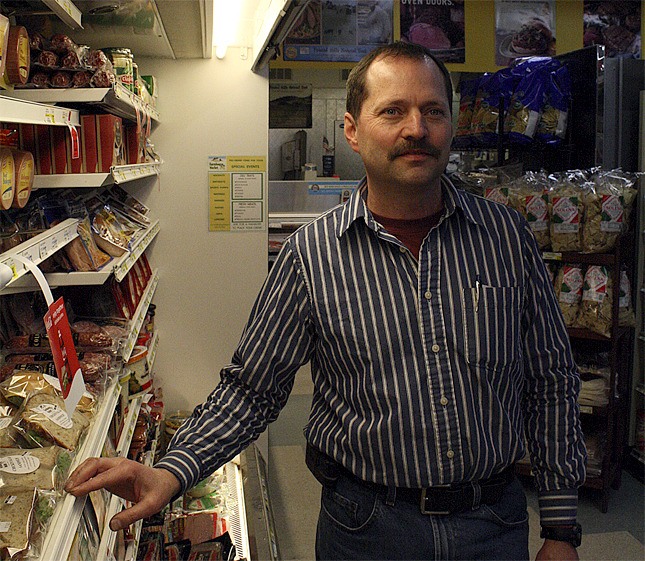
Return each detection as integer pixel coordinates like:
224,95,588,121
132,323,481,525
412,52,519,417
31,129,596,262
384,108,398,115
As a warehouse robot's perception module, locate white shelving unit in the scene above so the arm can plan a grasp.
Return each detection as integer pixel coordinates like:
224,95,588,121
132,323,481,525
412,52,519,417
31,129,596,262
5,83,160,124
33,163,161,190
1,220,160,293
0,95,79,126
41,0,83,29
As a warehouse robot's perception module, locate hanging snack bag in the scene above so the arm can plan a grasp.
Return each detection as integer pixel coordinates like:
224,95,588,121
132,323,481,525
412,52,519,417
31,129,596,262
509,171,551,249
535,65,571,145
618,269,635,328
454,76,481,149
470,69,517,145
582,169,638,253
575,265,613,338
554,263,584,327
548,178,584,252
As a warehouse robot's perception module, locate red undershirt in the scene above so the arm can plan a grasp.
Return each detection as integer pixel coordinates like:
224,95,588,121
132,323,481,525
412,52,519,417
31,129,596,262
371,208,444,260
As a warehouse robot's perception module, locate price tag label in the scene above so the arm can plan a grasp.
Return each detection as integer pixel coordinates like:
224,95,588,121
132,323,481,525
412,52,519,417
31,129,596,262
0,455,40,474
44,110,55,124
30,404,73,429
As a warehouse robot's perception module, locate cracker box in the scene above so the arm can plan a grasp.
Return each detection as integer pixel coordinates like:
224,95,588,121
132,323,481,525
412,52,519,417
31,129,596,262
95,114,125,172
51,126,68,174
81,115,98,174
34,125,53,175
125,123,146,164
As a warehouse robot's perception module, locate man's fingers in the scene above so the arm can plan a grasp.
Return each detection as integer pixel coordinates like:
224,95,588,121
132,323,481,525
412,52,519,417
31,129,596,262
65,457,129,496
109,496,161,531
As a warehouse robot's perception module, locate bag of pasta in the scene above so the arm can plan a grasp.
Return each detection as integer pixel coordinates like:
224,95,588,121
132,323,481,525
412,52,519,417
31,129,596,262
582,169,639,253
554,263,584,327
471,69,517,146
454,77,481,149
503,58,558,145
618,269,636,328
574,265,613,338
509,171,550,249
535,65,571,146
548,177,585,252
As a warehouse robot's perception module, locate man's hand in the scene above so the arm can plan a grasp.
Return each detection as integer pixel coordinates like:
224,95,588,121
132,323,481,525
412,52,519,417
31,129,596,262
65,457,181,531
536,539,579,561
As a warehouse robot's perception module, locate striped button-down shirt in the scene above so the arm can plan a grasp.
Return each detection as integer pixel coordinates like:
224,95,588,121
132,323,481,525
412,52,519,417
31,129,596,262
157,176,586,525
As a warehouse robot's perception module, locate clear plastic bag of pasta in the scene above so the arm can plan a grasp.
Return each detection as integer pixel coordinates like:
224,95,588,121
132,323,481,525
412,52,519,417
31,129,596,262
509,171,551,249
618,269,636,328
548,177,586,252
582,168,639,253
554,263,584,327
574,265,613,338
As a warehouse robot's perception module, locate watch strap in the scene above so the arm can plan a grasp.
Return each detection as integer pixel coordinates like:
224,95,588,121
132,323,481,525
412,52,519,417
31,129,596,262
540,523,582,548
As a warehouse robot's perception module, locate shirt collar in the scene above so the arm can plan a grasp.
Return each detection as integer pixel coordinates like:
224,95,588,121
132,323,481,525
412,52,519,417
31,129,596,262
336,175,484,238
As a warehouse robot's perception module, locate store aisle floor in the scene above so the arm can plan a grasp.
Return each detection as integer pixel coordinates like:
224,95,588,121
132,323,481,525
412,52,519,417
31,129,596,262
268,381,645,561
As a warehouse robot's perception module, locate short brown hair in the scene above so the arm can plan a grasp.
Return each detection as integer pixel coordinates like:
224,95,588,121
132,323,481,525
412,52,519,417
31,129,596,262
345,41,453,119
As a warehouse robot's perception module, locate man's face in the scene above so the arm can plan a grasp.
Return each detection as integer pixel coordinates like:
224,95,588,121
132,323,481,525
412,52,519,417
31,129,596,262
344,56,453,193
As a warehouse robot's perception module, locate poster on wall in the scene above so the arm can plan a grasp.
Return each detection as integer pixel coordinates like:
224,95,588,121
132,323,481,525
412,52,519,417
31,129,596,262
283,0,393,62
269,84,312,129
495,0,556,67
399,0,465,63
583,1,641,59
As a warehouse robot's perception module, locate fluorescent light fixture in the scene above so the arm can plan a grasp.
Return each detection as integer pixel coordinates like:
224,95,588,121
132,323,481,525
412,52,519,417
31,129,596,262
213,0,243,59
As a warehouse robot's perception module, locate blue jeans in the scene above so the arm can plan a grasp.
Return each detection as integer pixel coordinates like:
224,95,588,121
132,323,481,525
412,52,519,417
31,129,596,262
315,470,529,560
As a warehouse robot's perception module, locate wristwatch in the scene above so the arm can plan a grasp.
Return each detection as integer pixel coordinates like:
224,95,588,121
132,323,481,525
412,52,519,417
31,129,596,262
540,523,582,547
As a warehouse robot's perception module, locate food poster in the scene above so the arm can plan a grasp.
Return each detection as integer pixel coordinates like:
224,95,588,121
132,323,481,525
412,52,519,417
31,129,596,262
209,156,266,232
399,0,466,63
269,84,312,129
495,0,556,67
583,1,641,59
283,0,393,62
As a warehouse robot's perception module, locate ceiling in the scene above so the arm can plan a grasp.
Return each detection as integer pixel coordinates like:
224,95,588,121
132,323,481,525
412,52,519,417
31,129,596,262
5,0,265,60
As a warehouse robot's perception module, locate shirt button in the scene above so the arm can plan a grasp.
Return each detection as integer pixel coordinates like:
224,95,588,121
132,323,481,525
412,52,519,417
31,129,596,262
446,450,454,459
431,344,440,353
440,396,448,406
424,291,432,300
399,246,406,253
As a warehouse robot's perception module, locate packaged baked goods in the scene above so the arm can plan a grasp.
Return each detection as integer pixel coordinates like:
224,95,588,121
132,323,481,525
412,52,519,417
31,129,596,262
582,168,638,253
0,445,72,492
554,264,584,327
471,69,517,145
18,391,90,451
548,178,585,252
454,76,481,148
0,488,37,559
509,171,550,249
64,215,112,272
574,265,613,338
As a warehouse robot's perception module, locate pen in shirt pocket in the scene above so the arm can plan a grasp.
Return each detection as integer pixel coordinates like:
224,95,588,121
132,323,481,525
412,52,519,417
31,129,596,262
475,274,481,312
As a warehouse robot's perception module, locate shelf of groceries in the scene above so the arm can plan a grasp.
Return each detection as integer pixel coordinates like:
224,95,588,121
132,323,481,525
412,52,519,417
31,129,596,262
33,163,161,190
0,219,160,295
0,95,79,127
4,82,160,125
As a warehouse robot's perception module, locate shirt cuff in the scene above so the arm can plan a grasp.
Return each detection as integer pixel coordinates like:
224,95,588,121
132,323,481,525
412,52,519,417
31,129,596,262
154,447,203,500
538,488,578,526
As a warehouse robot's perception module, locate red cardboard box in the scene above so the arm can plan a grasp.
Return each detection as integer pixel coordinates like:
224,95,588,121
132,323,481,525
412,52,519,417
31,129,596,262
96,114,125,172
51,126,68,174
35,125,53,175
18,124,36,155
125,123,146,164
81,115,98,174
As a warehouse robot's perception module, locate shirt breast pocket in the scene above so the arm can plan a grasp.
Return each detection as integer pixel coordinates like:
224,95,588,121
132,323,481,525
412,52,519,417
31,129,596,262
461,285,522,371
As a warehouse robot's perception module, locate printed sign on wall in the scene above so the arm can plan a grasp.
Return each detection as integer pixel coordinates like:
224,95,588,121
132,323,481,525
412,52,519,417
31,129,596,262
209,156,266,232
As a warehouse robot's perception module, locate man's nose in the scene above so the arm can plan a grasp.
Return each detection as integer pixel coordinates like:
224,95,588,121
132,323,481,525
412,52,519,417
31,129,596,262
402,111,428,139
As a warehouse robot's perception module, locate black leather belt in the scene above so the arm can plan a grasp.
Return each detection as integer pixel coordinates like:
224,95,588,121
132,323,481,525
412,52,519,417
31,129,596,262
306,443,515,515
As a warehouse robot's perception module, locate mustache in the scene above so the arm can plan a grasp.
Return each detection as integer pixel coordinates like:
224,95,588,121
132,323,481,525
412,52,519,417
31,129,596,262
388,141,442,161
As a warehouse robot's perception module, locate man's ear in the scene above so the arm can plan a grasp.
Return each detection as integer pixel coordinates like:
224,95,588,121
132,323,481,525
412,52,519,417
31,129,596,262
344,112,360,154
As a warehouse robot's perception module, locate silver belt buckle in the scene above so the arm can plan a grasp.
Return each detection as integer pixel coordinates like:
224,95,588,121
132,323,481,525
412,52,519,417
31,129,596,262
420,488,450,515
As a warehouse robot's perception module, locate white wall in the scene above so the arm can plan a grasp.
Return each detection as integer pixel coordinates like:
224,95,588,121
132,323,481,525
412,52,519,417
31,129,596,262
136,51,269,416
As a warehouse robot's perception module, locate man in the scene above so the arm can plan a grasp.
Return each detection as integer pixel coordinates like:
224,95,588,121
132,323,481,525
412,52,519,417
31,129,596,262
66,42,586,560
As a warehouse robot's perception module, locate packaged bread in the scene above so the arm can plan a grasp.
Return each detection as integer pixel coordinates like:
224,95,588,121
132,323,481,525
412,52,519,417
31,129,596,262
0,445,71,492
64,216,112,272
582,169,638,253
10,150,33,209
554,264,584,327
574,265,613,338
548,179,585,252
0,489,37,560
19,392,90,451
0,147,15,211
